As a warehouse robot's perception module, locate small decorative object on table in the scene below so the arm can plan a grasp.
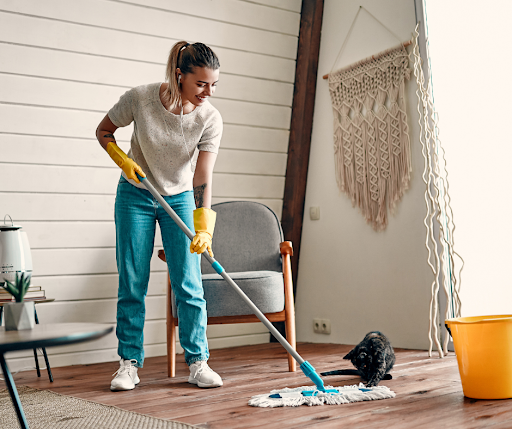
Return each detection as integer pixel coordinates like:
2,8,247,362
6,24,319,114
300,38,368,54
2,272,35,331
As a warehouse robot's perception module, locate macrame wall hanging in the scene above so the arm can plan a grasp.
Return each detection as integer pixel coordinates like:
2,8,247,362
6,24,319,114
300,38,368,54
324,7,412,231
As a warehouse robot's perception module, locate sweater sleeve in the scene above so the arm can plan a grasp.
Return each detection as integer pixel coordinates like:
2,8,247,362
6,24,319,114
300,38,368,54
197,108,223,154
108,88,136,127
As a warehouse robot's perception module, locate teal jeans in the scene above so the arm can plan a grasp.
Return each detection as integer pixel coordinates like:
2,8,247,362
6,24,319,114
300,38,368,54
114,176,209,367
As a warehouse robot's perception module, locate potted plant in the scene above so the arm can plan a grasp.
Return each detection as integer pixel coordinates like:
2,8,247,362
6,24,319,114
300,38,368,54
2,272,35,330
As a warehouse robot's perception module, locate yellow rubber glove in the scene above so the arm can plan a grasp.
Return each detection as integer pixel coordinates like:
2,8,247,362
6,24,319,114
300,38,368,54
190,207,216,257
106,142,145,183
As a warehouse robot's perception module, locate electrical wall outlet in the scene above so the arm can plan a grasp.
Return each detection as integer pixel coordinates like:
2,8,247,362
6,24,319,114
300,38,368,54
313,318,322,333
313,318,331,334
321,319,331,334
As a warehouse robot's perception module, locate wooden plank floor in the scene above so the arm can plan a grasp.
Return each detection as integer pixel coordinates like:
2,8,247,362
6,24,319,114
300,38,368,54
4,342,512,428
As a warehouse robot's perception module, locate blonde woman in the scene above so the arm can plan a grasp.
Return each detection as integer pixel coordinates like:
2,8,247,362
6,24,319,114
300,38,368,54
96,41,222,391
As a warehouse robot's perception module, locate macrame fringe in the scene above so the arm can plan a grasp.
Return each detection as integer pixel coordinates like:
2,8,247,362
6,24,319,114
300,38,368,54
328,44,412,231
411,24,464,358
248,383,396,408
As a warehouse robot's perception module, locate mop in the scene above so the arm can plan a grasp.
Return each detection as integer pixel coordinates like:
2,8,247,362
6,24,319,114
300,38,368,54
137,174,396,407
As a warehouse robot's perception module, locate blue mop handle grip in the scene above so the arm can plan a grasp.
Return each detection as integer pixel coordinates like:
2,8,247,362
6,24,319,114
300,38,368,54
300,361,326,391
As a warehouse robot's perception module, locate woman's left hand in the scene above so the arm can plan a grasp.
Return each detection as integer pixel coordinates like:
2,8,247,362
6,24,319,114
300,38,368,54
190,207,216,257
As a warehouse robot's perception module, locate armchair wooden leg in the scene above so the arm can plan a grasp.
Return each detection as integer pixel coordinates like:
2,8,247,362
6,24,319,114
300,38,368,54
285,311,297,372
168,317,176,377
166,274,176,377
281,241,297,372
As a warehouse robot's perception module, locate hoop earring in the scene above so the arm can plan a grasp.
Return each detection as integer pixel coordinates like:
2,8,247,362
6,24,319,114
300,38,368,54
178,75,181,86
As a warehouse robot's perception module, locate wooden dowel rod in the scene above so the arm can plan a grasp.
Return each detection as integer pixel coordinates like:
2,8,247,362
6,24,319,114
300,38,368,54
322,40,412,79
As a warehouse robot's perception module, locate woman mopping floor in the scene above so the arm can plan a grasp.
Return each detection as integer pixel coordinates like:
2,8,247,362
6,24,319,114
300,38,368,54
95,41,223,391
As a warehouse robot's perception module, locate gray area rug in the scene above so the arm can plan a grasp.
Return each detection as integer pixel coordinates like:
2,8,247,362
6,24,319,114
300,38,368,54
1,386,198,429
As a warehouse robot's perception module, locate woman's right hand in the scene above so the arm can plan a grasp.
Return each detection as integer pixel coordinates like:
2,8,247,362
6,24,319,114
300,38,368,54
106,142,146,183
96,114,146,183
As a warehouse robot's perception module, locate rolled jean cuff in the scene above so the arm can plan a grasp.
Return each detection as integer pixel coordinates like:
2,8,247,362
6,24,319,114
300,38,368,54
186,355,210,366
119,356,143,368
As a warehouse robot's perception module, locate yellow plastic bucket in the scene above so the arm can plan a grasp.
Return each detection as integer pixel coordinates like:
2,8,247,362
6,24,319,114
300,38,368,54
446,315,512,399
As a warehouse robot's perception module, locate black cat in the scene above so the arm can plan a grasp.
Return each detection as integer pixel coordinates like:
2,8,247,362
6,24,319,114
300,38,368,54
321,331,395,387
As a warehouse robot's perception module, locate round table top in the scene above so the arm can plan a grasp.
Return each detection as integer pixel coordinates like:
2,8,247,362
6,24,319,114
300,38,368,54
0,323,114,353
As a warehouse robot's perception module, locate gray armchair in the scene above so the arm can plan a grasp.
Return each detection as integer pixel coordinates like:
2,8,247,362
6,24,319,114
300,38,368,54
158,201,296,377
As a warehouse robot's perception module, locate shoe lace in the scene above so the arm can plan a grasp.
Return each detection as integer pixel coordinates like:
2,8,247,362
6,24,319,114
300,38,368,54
112,359,138,377
192,361,212,377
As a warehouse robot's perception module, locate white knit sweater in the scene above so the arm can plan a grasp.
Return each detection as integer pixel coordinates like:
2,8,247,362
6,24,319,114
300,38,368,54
108,82,223,196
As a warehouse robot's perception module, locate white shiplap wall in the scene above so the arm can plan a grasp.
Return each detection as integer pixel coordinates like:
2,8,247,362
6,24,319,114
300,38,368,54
0,0,301,370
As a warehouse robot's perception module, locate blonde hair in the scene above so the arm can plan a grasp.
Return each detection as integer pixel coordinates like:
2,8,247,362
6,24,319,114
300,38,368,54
164,41,220,112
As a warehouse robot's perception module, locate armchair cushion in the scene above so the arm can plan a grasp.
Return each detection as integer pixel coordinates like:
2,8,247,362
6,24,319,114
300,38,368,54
171,270,285,317
201,201,283,275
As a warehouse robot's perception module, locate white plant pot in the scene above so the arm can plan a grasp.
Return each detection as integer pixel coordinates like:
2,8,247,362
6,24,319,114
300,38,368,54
4,301,35,331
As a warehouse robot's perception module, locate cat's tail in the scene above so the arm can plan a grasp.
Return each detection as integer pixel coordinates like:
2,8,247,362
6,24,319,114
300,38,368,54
320,369,360,376
320,369,393,380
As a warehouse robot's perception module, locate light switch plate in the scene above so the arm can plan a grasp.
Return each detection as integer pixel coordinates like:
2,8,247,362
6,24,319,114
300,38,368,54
310,206,320,220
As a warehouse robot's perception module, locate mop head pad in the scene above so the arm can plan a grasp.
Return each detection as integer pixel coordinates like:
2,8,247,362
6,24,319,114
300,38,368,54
248,383,395,407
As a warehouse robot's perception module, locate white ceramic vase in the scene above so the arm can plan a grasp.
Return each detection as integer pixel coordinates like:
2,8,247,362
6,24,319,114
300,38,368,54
4,301,35,331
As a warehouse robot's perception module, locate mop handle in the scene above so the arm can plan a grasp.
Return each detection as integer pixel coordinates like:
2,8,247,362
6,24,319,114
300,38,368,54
136,174,327,390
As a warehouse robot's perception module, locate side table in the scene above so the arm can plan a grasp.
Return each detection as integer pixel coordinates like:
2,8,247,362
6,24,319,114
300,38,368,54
0,299,55,382
0,323,113,429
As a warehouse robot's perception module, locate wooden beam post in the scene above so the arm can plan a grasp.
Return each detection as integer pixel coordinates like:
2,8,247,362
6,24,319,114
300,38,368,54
281,0,324,296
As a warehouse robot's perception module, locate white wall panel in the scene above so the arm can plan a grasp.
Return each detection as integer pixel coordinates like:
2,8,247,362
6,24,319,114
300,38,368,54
0,0,300,369
0,104,132,141
211,99,291,129
33,272,167,301
213,174,285,199
1,99,289,139
0,135,128,168
0,164,120,194
0,164,283,198
1,132,287,171
0,193,115,221
251,0,302,13
221,124,289,153
0,1,297,58
23,221,118,249
0,11,297,80
6,333,271,372
119,0,301,35
215,148,287,176
6,322,267,360
0,69,293,108
0,193,282,222
0,38,295,84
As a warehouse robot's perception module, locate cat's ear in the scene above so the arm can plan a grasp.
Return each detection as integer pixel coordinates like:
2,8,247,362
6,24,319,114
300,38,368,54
343,348,356,360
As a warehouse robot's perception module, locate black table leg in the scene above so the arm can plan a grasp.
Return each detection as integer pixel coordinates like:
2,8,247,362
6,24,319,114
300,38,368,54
34,308,53,382
41,350,53,383
32,349,40,377
0,306,3,325
0,352,29,429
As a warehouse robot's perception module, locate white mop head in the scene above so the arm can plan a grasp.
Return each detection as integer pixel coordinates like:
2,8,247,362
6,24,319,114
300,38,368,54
248,383,395,407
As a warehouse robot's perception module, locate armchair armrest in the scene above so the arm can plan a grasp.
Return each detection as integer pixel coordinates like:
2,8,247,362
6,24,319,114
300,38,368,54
280,241,293,256
280,241,294,297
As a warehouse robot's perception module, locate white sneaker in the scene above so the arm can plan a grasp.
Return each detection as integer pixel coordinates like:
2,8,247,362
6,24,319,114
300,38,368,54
110,359,140,391
188,361,223,388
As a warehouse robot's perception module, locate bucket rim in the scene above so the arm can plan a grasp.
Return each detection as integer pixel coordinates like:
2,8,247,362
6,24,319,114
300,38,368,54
446,314,512,325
